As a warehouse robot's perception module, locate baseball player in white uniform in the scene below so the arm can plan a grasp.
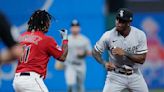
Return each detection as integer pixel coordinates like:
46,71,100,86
92,8,149,92
56,19,92,92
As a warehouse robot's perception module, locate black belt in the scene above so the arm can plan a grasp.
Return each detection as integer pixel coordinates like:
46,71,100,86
20,72,43,78
117,70,133,75
113,68,133,75
20,72,30,76
71,62,81,65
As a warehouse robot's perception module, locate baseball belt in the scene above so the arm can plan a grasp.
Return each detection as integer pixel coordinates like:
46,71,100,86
113,68,137,75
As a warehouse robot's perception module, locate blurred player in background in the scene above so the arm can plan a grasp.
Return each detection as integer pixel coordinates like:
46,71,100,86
0,12,23,64
13,10,68,92
92,8,148,92
55,19,92,92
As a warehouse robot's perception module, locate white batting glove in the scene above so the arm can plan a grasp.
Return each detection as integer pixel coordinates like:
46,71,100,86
59,29,68,40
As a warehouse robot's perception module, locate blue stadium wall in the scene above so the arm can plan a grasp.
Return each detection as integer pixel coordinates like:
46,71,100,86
0,0,105,91
1,0,164,92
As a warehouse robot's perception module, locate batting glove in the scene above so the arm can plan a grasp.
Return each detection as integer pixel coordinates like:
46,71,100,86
59,29,68,40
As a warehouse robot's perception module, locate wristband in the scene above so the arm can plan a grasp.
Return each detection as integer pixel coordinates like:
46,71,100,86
62,40,68,44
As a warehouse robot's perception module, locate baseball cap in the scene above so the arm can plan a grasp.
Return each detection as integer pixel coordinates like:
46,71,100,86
71,19,80,26
116,8,133,22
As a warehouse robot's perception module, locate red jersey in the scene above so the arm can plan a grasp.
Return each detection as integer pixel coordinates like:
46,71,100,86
16,31,64,77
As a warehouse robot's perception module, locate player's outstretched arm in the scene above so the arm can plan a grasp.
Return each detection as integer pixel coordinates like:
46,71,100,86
58,40,68,61
0,44,23,64
48,29,68,62
0,13,23,64
57,29,68,61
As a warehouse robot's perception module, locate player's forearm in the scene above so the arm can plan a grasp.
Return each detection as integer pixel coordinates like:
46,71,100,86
0,45,23,64
92,49,106,66
0,51,13,64
0,50,19,65
58,40,68,61
125,52,146,64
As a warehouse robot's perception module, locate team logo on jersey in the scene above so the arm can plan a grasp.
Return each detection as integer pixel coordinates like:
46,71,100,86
119,10,124,17
125,46,137,54
19,35,42,45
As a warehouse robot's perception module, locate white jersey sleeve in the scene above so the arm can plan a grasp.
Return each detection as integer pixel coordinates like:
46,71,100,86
136,31,148,54
94,31,109,53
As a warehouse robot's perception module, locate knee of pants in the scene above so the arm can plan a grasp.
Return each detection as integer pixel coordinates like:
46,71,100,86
66,76,76,85
128,75,149,92
65,68,77,85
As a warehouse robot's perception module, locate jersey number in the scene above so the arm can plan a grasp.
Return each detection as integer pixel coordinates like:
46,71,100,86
20,45,31,63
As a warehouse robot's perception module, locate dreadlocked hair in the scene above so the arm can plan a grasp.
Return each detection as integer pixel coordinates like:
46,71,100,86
27,10,51,32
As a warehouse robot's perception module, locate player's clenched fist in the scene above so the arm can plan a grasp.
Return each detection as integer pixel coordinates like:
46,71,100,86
104,62,116,71
59,29,68,40
112,47,125,56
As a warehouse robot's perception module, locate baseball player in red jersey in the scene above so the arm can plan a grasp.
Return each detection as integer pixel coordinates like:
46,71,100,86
13,10,68,92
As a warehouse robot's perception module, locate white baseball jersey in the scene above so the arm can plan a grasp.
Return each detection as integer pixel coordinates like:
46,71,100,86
65,34,92,65
64,34,91,92
95,26,148,69
94,26,149,92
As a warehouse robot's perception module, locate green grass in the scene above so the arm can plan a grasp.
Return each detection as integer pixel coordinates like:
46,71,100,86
150,89,164,92
122,89,164,92
50,89,164,92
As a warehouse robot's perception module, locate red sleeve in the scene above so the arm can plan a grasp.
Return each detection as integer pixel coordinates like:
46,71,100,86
47,37,64,59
